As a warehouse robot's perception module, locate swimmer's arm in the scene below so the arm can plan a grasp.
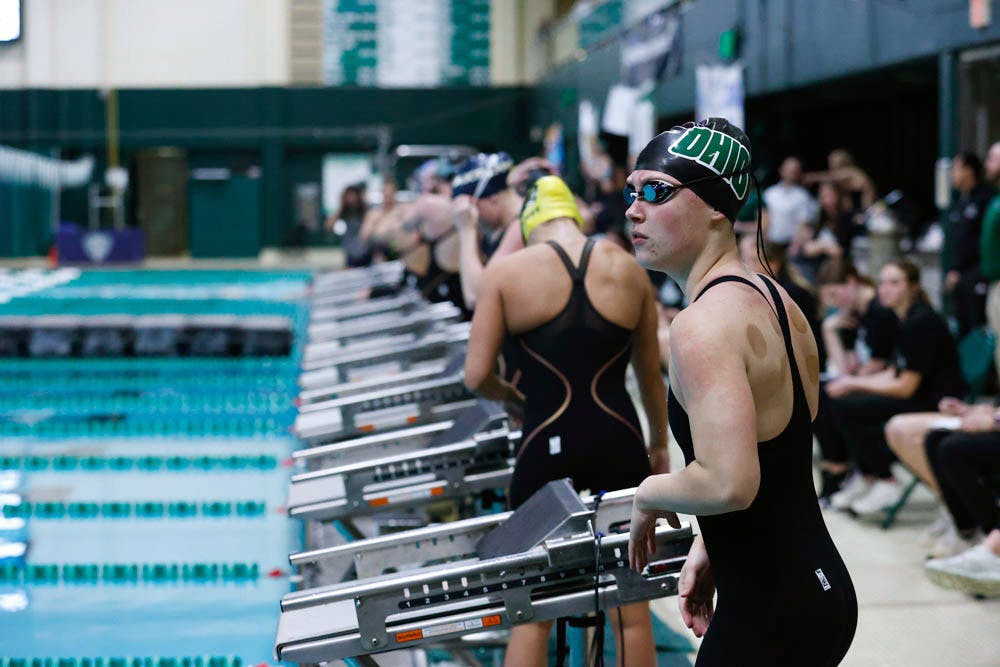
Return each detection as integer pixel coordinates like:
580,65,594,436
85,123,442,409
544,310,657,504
458,224,484,309
636,315,760,515
631,280,669,456
464,264,522,405
461,221,524,309
359,207,381,241
839,369,921,399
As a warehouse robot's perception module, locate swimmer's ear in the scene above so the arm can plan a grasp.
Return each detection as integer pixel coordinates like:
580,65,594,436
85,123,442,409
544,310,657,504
709,208,729,225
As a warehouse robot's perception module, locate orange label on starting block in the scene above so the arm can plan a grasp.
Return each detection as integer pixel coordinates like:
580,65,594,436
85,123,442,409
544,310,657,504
395,629,424,643
368,497,390,507
396,614,504,645
406,416,420,423
430,486,444,496
358,424,375,433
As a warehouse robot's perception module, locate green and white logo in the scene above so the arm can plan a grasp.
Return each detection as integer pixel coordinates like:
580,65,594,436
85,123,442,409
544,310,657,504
667,126,750,200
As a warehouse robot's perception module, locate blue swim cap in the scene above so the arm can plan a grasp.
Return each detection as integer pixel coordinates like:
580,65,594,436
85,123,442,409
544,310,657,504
451,152,514,199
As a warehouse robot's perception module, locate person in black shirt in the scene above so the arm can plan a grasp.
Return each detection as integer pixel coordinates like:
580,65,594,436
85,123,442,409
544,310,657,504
813,258,900,502
791,182,855,283
825,260,966,516
945,152,996,337
817,258,899,377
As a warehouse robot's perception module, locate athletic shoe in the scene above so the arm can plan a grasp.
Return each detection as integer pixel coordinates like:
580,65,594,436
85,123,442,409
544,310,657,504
849,479,904,516
829,473,873,511
926,526,980,560
920,507,953,548
925,544,1000,598
818,470,849,507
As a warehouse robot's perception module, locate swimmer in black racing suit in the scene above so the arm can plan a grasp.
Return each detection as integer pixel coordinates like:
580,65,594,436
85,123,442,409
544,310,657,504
626,118,858,666
464,175,670,667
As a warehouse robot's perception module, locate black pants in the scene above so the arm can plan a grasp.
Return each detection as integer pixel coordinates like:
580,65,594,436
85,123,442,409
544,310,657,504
814,386,848,464
925,430,1000,534
829,392,937,479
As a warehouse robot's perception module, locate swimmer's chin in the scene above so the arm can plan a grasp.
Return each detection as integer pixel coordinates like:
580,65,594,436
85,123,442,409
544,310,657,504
634,248,662,272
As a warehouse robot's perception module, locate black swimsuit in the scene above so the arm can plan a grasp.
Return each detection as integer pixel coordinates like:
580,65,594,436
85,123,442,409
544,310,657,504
669,275,857,666
410,228,469,318
507,239,651,509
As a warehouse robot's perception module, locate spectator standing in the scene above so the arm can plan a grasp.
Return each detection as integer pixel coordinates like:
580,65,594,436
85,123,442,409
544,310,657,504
762,157,818,246
327,184,370,267
945,152,995,337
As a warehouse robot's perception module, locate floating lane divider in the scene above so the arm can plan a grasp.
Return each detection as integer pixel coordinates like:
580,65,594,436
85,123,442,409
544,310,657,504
2,500,268,519
0,395,293,415
0,562,260,583
0,455,279,472
0,657,246,667
0,358,299,375
0,416,288,438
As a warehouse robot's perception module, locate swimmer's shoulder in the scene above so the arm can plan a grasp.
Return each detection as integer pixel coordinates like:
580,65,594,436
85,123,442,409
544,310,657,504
670,279,768,354
588,238,652,286
480,244,544,287
670,298,740,346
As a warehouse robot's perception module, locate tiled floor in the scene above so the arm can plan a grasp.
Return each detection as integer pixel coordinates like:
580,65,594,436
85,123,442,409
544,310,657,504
650,435,1000,667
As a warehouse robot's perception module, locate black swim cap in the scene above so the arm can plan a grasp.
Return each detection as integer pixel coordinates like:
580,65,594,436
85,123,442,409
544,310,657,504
634,118,751,222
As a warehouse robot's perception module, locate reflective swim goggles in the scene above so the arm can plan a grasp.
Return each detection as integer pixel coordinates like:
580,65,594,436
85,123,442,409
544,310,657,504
622,180,687,206
624,170,749,207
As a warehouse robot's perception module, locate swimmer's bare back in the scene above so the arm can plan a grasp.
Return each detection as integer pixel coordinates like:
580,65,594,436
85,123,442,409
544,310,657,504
402,194,461,275
668,272,820,442
489,237,654,336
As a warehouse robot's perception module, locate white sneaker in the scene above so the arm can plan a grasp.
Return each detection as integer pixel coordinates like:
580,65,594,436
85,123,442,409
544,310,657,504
925,544,1000,598
926,526,980,559
850,479,904,516
920,507,953,548
829,474,872,511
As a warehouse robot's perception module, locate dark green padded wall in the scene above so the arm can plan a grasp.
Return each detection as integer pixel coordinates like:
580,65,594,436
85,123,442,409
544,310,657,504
0,86,532,256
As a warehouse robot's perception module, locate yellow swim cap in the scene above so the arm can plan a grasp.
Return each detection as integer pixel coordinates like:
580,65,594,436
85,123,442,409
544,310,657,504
519,175,584,242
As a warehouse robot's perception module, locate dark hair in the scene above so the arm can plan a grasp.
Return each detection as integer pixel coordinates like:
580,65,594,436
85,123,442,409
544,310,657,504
884,258,930,305
955,152,984,184
337,185,367,220
815,257,874,288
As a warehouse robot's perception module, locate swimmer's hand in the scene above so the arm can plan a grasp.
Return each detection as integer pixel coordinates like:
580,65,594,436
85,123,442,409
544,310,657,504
451,195,479,231
507,157,556,195
678,534,714,638
628,501,681,574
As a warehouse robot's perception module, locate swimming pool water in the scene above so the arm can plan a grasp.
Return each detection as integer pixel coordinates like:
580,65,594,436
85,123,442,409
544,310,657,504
0,270,307,664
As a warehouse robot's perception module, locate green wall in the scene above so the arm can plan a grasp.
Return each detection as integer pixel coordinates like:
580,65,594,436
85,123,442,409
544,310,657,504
0,86,532,256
